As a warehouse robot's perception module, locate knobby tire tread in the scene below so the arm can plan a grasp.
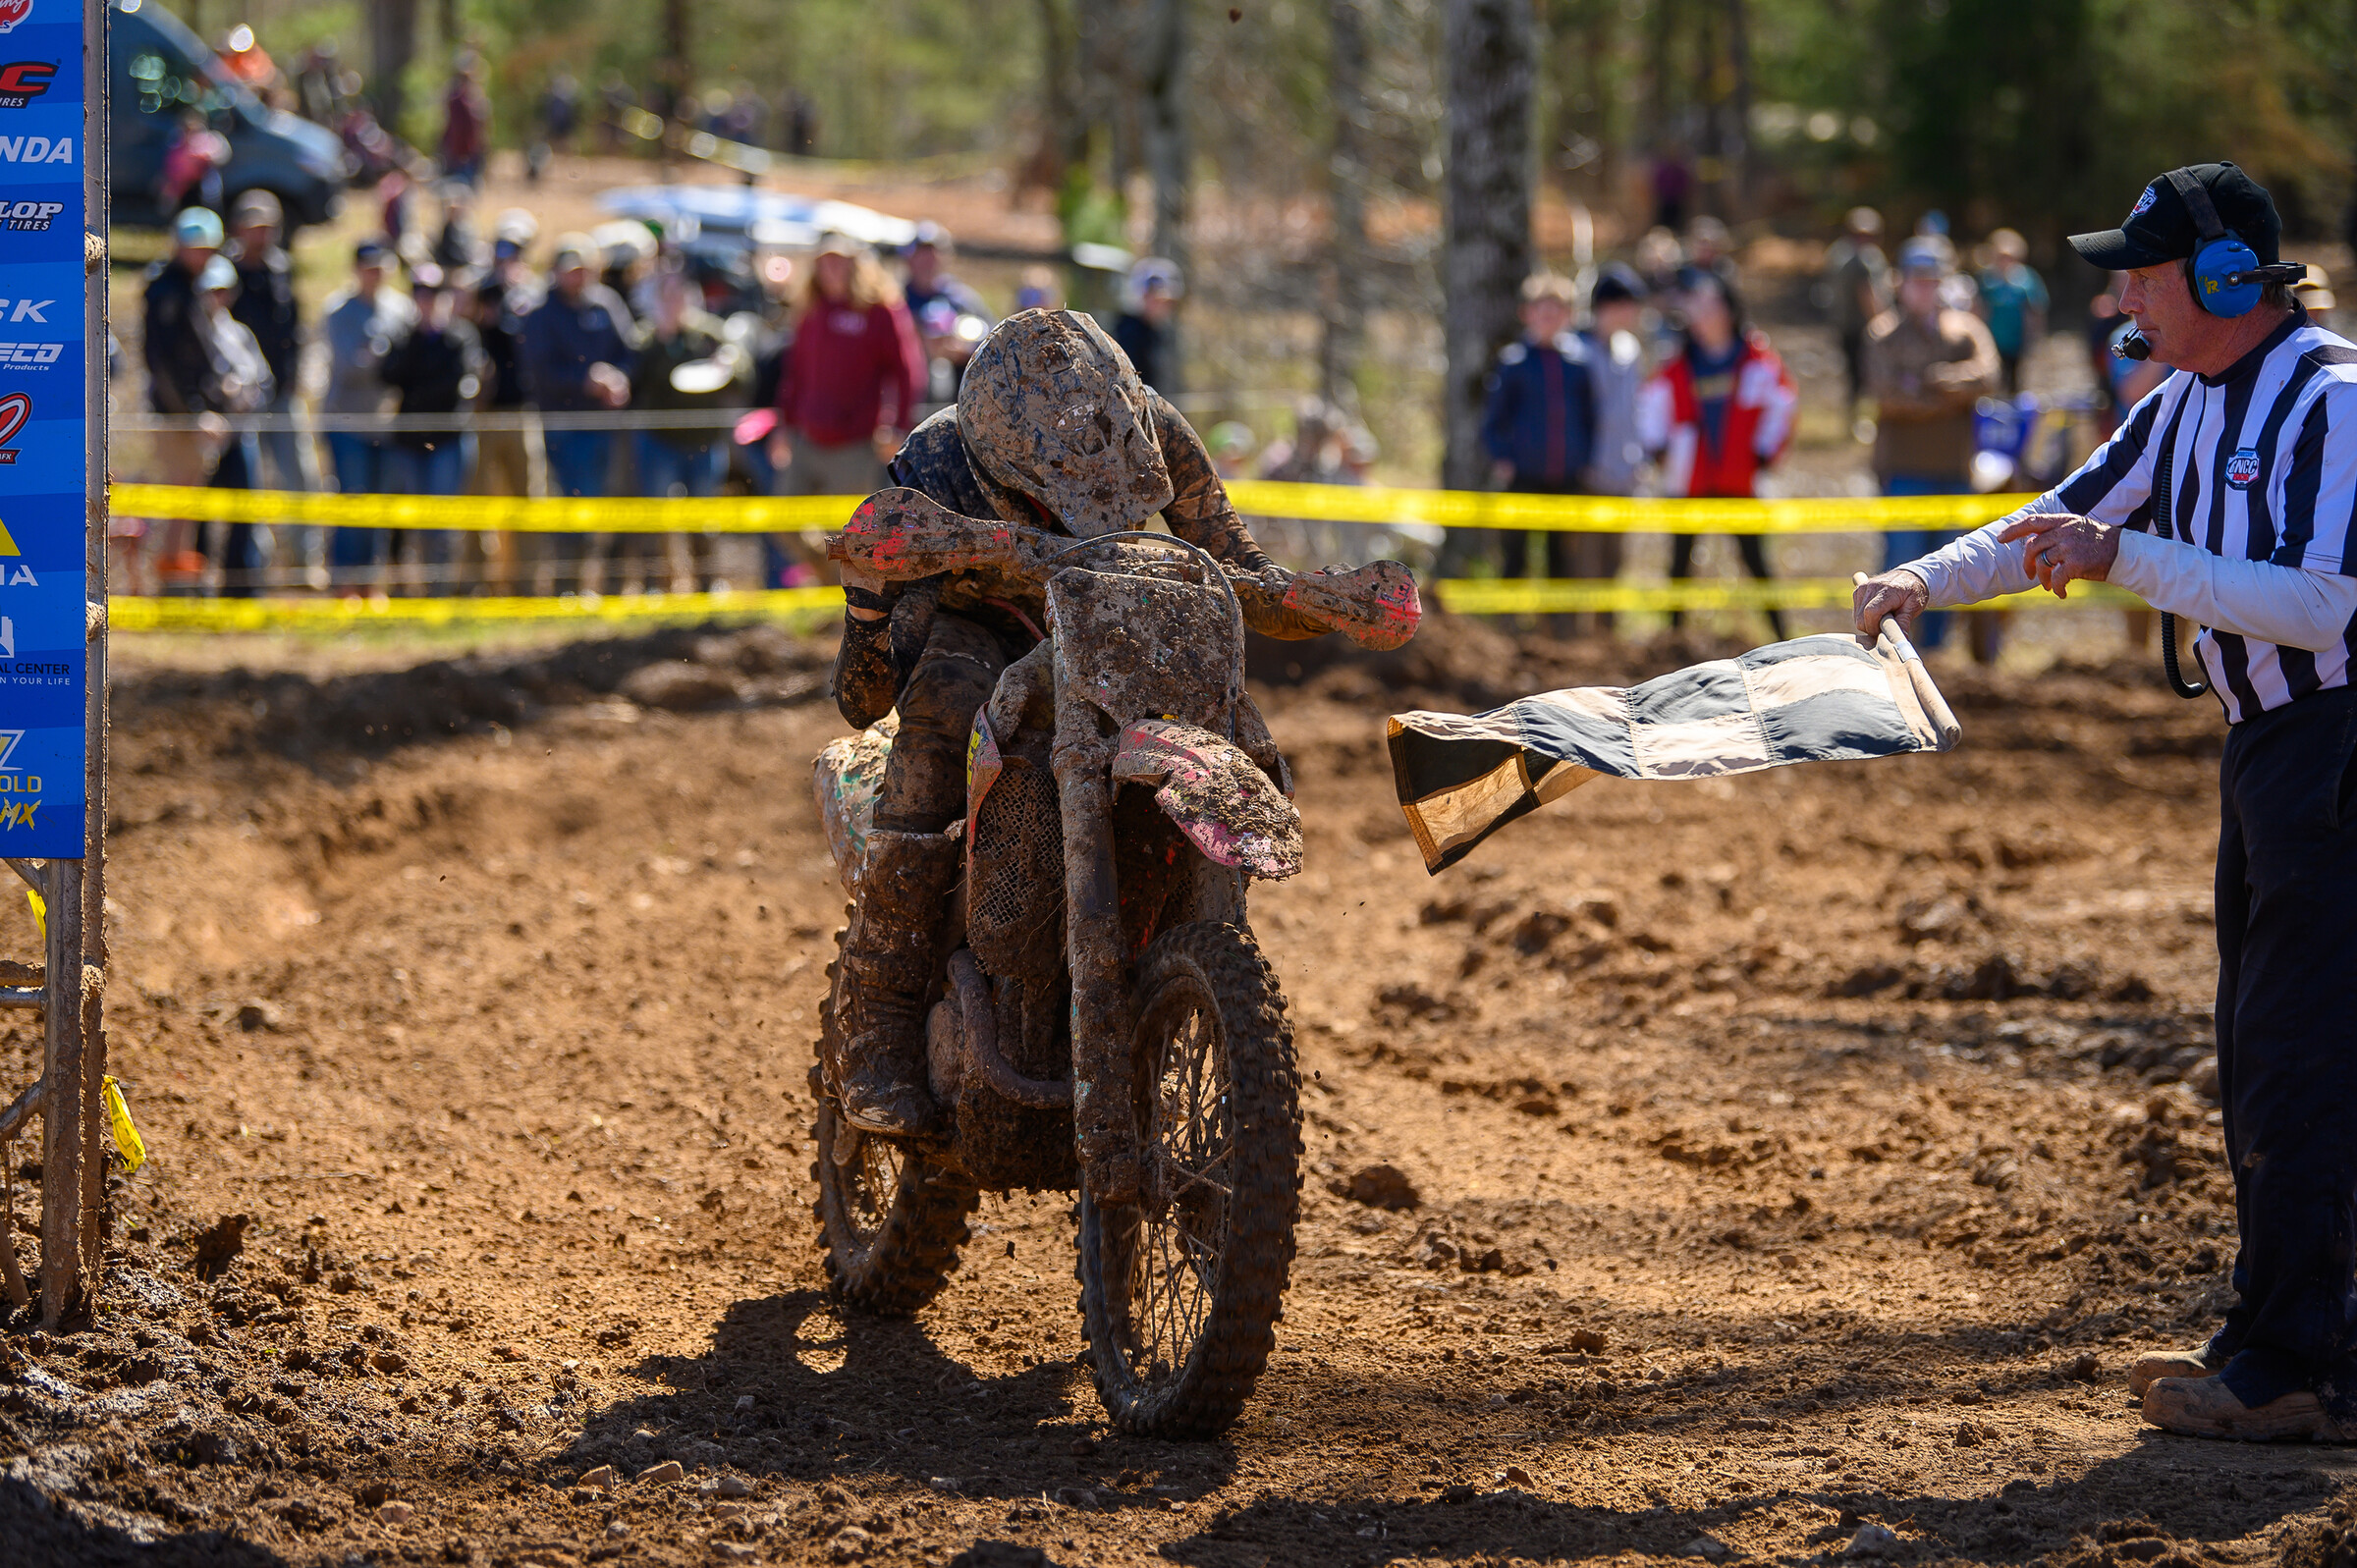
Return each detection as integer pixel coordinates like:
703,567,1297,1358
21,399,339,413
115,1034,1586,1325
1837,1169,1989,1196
809,924,978,1317
1075,921,1301,1437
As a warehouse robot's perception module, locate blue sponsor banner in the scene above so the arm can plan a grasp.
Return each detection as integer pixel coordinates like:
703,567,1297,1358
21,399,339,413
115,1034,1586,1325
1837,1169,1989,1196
0,0,81,856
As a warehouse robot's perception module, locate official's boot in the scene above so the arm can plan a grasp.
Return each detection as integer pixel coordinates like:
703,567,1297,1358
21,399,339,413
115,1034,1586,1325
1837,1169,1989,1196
2129,1348,2220,1398
832,829,961,1137
2142,1376,2347,1441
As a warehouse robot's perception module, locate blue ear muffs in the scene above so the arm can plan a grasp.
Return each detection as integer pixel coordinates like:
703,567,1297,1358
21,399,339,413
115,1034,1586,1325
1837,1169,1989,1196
2169,168,2264,317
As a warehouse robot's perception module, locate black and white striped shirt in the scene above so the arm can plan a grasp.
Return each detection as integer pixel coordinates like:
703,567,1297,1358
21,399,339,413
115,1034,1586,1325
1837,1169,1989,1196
1918,309,2357,723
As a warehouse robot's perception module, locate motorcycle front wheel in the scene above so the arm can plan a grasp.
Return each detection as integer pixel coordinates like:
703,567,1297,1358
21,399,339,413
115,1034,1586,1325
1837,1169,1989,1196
1075,921,1301,1436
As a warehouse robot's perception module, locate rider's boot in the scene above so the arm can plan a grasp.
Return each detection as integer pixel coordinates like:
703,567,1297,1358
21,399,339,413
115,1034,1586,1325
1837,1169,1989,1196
833,828,961,1137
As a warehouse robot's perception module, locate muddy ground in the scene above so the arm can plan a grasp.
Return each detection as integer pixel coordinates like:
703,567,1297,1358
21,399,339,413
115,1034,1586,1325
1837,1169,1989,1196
4,617,2353,1568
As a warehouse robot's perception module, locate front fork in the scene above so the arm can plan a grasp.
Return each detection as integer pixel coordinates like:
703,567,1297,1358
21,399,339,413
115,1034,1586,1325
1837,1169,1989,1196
1052,689,1139,1205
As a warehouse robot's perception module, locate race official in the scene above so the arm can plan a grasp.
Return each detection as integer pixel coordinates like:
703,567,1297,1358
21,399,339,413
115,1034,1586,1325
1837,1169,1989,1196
1856,163,2357,1443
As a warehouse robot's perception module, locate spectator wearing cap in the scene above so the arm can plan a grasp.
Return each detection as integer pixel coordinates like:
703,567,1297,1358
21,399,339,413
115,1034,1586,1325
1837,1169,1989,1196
521,233,637,595
902,224,991,325
319,240,419,587
1864,239,2001,657
763,234,924,519
1113,259,1183,395
628,263,736,593
196,253,274,594
441,52,490,188
1825,207,1891,422
378,266,486,594
1856,161,2357,1445
1637,267,1798,641
225,190,316,500
1470,273,1598,596
1975,229,2049,395
141,207,228,499
463,264,537,593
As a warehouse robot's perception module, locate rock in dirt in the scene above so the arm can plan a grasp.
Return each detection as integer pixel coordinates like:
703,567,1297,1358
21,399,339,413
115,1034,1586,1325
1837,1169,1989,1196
620,661,740,711
1680,1535,1731,1561
1844,1524,1901,1558
355,1480,398,1507
576,1465,617,1490
1340,1163,1421,1211
2066,1352,2103,1382
712,1543,758,1563
1567,1327,1607,1355
637,1459,685,1485
377,1501,414,1526
828,1525,874,1561
191,1214,249,1281
1499,1464,1536,1487
714,1472,753,1497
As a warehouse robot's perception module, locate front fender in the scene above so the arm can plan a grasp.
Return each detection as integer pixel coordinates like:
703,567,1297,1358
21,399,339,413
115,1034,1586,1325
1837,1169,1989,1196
1110,720,1303,880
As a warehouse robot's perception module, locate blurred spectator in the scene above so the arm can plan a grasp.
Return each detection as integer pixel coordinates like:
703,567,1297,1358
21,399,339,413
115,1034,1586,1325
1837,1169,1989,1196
1113,258,1183,394
464,271,536,593
1206,421,1257,481
916,299,986,403
295,41,343,125
1824,206,1891,423
2085,271,2132,439
903,224,991,322
1637,268,1797,640
378,266,486,593
1651,150,1693,232
629,263,735,593
320,240,418,587
1974,228,2049,395
441,52,490,187
542,71,580,150
763,233,923,510
1015,266,1063,312
1571,263,1650,633
521,233,636,595
226,190,316,496
197,254,272,596
159,106,228,215
142,207,227,583
433,184,483,273
785,89,817,157
1686,215,1741,296
1865,240,2001,659
1478,273,1597,597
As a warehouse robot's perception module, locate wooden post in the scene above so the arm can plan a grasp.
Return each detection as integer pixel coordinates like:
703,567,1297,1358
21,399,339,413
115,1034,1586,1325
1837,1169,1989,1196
39,0,108,1328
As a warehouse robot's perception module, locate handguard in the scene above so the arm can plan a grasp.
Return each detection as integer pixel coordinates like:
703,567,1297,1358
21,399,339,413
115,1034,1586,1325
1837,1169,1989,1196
1110,719,1303,881
830,487,1423,650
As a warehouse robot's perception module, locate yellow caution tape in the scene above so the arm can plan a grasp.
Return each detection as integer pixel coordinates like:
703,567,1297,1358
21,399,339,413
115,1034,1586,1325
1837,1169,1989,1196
109,586,850,633
25,887,41,941
101,1075,145,1175
1434,576,2147,616
103,578,2145,634
109,483,2044,536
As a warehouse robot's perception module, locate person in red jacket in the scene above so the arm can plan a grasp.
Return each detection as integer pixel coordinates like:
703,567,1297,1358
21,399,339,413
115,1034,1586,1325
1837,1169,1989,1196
765,232,928,511
1637,267,1799,639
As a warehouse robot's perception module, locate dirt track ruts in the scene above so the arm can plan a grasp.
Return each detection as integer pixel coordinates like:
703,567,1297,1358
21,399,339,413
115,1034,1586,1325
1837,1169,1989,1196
2,621,2352,1568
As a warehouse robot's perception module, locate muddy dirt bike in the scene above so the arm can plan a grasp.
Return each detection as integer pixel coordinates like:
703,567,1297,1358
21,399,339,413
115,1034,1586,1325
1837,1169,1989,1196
807,488,1420,1437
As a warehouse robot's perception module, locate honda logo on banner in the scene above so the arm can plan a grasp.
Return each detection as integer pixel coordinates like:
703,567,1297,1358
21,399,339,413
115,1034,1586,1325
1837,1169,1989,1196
0,0,29,36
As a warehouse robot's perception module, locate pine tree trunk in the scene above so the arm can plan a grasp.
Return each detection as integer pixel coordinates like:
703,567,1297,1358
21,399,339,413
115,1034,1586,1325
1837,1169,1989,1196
1141,0,1187,271
1321,0,1371,406
370,0,421,140
1440,0,1533,497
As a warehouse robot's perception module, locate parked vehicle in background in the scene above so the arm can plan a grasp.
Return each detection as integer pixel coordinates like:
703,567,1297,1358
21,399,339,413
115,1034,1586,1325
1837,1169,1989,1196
110,0,347,230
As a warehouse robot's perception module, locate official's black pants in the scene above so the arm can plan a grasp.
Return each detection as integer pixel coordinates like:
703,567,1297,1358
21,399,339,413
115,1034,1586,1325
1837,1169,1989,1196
2209,683,2357,1423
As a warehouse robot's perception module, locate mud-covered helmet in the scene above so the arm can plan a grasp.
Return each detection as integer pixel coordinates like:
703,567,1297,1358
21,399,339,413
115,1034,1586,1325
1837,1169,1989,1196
956,308,1174,538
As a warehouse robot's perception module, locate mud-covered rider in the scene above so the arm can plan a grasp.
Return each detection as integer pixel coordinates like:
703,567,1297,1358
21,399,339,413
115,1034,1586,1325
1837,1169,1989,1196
827,309,1325,1138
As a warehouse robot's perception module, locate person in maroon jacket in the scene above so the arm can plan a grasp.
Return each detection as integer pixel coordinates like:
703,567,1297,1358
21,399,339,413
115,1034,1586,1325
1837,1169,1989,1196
764,233,927,514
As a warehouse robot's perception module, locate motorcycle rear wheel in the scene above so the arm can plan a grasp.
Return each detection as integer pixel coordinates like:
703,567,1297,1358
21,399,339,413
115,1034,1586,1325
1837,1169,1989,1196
1075,921,1301,1436
810,934,979,1316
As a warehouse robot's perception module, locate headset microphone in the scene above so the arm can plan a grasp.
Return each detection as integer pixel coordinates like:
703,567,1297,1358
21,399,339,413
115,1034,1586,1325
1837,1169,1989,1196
2113,330,2152,361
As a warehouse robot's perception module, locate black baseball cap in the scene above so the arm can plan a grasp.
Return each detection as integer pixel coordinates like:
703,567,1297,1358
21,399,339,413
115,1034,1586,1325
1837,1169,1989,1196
1589,262,1645,308
2069,162,2280,270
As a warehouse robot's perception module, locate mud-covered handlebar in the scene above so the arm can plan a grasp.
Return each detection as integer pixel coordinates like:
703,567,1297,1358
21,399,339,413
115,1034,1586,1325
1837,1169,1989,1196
827,487,1422,653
